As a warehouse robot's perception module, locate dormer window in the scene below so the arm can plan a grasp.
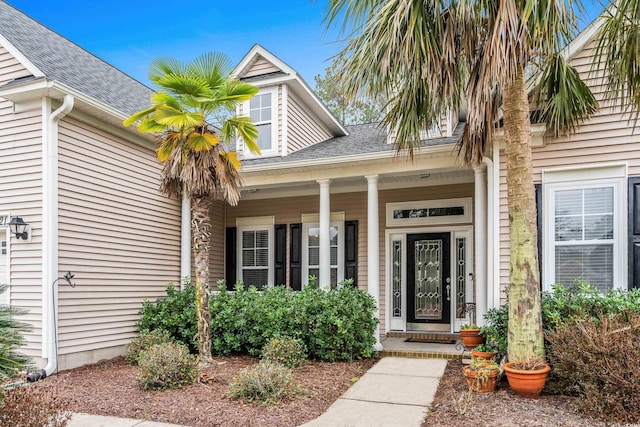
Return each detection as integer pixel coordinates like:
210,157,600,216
245,87,278,157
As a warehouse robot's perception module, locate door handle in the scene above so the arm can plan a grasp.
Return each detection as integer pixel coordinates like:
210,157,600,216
445,278,451,301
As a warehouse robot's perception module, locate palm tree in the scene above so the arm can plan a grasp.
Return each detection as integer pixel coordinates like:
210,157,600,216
124,53,260,360
325,0,598,361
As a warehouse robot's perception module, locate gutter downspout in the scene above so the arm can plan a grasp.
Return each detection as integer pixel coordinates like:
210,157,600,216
38,94,74,380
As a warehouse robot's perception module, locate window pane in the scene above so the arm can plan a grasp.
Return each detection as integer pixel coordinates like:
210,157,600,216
262,107,271,121
308,268,319,282
250,96,260,109
330,246,338,265
330,268,338,288
262,93,271,107
242,249,255,267
249,109,260,121
555,244,613,292
556,216,582,241
308,228,320,247
243,269,268,289
256,123,272,150
242,231,255,249
256,248,269,266
584,187,613,214
585,214,613,240
555,189,582,216
309,247,320,265
330,226,338,245
255,230,269,248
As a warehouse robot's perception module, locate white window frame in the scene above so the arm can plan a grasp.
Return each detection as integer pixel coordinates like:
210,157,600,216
302,221,345,287
241,86,278,158
386,198,472,227
543,164,627,291
236,216,275,288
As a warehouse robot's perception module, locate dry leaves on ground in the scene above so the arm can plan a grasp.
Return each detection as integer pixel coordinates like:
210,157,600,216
33,356,375,427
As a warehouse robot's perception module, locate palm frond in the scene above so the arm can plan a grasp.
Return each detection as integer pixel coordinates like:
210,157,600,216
222,116,260,154
188,52,233,89
149,57,187,84
187,132,220,152
534,54,598,135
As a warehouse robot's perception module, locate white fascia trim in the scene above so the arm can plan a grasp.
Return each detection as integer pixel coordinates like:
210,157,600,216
233,44,296,79
0,34,45,78
242,144,457,173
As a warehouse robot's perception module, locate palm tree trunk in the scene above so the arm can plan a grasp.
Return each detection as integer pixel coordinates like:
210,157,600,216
191,195,212,361
503,66,545,362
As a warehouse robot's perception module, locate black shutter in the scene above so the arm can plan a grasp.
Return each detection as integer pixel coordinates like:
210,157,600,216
290,223,302,291
225,227,237,287
629,177,640,289
345,220,358,287
534,184,543,285
275,224,286,286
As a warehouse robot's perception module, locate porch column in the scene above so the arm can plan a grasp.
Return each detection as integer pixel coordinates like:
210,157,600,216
474,164,488,326
180,189,191,289
318,179,331,290
366,175,383,350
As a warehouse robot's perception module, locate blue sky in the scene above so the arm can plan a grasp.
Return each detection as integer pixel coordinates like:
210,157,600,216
5,0,343,88
6,1,604,89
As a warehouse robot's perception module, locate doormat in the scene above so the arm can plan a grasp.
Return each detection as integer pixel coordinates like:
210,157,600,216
404,337,457,344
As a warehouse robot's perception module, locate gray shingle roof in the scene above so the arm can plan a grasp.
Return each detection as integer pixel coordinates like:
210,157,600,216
0,1,152,116
241,121,463,166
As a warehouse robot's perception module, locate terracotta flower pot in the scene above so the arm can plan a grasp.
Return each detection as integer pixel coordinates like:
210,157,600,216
462,366,499,393
471,350,497,361
503,362,551,398
460,329,484,348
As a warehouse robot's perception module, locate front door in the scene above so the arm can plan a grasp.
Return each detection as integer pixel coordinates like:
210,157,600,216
407,233,451,330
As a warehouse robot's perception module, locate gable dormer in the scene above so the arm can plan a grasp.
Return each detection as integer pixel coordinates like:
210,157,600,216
233,45,347,159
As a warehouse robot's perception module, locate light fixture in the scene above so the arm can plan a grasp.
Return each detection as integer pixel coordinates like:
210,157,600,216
9,217,29,240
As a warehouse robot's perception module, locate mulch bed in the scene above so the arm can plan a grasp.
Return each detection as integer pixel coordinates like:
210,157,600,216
32,356,376,427
423,359,608,427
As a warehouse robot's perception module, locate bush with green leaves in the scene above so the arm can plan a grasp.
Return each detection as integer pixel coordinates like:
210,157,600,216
261,336,307,368
546,312,640,423
0,284,31,382
125,329,173,365
137,342,198,390
137,284,197,352
481,284,640,363
139,281,378,361
228,360,300,405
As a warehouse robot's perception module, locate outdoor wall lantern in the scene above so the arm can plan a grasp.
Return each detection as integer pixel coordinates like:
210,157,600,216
9,217,29,240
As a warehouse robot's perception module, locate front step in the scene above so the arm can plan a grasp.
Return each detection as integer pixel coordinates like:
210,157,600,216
380,332,467,360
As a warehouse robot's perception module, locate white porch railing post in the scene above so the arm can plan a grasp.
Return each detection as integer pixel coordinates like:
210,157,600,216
366,175,383,350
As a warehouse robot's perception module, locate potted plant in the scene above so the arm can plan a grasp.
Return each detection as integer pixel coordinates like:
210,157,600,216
503,359,551,398
462,359,500,393
471,343,497,361
460,324,484,348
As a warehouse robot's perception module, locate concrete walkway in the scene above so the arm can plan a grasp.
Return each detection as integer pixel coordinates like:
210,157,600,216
300,357,447,427
68,357,446,427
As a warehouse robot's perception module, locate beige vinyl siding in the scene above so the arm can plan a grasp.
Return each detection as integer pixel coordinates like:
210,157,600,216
0,45,42,357
219,182,474,334
0,45,32,85
240,55,281,79
498,36,640,300
57,117,181,357
286,91,333,153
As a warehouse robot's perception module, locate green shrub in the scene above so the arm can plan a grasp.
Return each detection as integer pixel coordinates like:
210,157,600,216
262,336,307,368
125,330,173,365
546,312,640,423
139,281,378,361
137,342,198,390
137,284,197,352
0,284,31,382
0,386,70,427
228,360,300,405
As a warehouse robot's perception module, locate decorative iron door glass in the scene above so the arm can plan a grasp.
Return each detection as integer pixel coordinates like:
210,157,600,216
407,233,451,324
